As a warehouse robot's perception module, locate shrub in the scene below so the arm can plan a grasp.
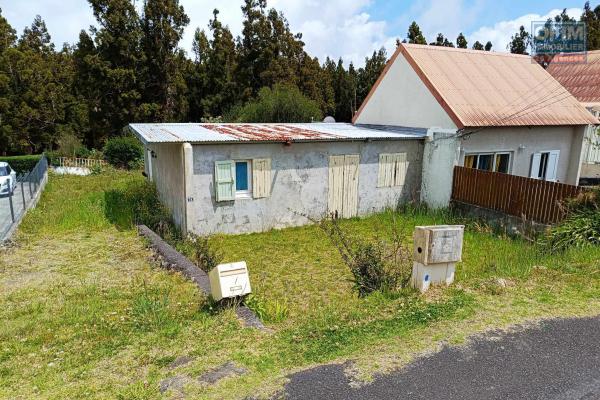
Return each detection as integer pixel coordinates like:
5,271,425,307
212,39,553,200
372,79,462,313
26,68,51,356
541,188,600,252
186,234,223,273
225,84,323,123
0,154,42,173
103,136,143,169
318,215,412,296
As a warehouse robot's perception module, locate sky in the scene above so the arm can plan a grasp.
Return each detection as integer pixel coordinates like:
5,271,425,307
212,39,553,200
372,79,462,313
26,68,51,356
0,0,591,66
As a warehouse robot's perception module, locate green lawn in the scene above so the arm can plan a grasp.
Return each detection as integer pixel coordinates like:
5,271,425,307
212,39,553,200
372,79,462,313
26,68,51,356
1,170,599,399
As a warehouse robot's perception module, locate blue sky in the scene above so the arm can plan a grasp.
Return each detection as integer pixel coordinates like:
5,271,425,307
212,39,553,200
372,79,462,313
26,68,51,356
0,0,590,65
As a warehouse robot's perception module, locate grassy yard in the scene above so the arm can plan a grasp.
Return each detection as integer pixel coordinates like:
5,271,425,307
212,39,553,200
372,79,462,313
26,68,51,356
1,170,599,399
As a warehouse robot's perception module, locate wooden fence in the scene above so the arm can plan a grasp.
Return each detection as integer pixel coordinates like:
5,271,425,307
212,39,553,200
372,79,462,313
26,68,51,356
56,157,107,168
451,166,584,224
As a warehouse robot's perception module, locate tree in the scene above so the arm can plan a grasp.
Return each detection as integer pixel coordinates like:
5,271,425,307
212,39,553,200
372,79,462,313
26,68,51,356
472,40,484,50
407,21,427,44
456,32,468,48
581,2,600,50
485,41,493,51
430,33,454,47
225,84,322,123
140,0,190,122
508,25,531,54
357,48,387,109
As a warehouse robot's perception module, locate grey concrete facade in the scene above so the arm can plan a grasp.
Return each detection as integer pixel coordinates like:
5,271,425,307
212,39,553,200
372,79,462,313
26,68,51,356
174,140,424,235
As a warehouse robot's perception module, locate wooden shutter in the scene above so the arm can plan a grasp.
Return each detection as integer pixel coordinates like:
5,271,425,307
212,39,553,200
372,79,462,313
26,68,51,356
252,158,271,198
378,153,407,187
342,155,360,218
394,153,408,186
214,160,235,201
545,150,560,182
530,153,541,179
328,155,345,216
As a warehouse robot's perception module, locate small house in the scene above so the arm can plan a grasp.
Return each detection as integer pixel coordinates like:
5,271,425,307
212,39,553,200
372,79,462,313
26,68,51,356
129,123,426,235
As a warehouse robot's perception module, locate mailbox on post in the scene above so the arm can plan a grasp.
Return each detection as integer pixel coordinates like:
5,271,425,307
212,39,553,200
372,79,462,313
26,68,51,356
412,225,464,292
208,261,252,301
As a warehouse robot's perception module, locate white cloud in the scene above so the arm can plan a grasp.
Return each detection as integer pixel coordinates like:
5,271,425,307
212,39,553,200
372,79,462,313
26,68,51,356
412,0,485,44
469,7,582,52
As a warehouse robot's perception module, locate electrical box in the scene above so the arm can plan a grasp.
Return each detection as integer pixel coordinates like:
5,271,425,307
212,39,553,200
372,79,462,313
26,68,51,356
413,225,464,265
208,261,252,301
412,225,464,292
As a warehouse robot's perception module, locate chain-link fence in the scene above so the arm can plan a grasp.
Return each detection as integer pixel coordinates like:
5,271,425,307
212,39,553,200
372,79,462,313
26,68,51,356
1,155,48,242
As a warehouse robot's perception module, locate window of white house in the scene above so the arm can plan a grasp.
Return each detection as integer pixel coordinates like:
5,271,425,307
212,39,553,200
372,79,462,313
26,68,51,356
530,150,559,182
464,152,511,174
214,159,271,202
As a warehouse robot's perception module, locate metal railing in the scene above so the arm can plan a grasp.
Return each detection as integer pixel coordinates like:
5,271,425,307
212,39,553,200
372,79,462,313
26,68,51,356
1,155,48,242
56,157,107,168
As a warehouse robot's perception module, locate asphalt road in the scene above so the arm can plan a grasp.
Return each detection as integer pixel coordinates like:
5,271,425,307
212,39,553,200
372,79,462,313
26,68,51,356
283,316,600,400
0,184,30,240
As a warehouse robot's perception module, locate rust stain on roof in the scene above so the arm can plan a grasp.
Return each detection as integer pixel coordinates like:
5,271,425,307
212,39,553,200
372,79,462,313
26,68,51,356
200,124,340,141
547,50,600,107
355,43,597,127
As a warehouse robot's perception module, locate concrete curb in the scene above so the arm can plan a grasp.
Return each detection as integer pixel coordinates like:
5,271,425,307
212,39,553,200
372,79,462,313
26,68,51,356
136,225,266,330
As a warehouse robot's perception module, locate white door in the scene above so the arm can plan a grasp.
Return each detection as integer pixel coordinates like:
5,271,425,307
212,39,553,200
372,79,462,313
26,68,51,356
328,154,359,218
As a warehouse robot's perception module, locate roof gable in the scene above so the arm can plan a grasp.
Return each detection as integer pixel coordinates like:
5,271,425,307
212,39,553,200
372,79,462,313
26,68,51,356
354,43,597,128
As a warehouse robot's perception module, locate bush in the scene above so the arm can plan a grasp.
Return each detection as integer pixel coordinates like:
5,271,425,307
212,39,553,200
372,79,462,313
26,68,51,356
186,234,223,273
318,215,412,296
542,188,600,252
103,136,143,169
225,84,323,123
0,154,42,173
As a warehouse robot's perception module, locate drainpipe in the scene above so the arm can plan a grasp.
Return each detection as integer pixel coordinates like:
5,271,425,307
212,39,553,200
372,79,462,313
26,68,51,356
182,143,194,236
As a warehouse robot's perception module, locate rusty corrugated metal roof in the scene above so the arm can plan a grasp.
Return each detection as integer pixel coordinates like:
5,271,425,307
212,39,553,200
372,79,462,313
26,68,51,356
128,123,427,144
355,43,597,128
546,50,600,108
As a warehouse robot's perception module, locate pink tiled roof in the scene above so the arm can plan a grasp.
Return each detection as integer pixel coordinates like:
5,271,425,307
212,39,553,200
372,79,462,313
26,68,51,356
546,50,600,107
354,44,598,128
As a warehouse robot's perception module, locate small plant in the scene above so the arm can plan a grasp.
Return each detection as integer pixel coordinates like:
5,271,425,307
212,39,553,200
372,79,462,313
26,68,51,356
89,163,104,175
245,294,289,323
186,234,223,272
103,136,143,169
130,281,172,332
318,214,412,296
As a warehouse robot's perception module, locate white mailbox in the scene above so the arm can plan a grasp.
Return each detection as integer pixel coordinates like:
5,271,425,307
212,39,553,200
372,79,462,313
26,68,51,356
208,261,252,301
412,225,464,292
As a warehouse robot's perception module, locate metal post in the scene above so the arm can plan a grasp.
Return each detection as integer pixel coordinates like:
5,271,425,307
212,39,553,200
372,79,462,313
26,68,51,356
28,171,32,197
8,187,15,223
20,178,26,209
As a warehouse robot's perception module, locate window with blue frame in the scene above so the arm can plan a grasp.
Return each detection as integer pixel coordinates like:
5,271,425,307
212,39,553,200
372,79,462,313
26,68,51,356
235,161,251,196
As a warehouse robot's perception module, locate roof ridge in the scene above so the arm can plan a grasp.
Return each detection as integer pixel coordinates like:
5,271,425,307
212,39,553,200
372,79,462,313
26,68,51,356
400,43,532,59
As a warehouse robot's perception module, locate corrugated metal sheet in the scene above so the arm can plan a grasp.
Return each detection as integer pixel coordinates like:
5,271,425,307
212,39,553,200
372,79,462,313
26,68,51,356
129,122,427,144
546,50,600,108
399,44,598,128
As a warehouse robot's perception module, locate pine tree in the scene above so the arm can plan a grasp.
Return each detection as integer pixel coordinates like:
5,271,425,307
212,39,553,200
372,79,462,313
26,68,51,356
357,48,387,109
456,32,468,48
472,40,484,50
407,21,427,44
581,2,600,50
485,41,493,51
430,33,454,47
508,25,531,54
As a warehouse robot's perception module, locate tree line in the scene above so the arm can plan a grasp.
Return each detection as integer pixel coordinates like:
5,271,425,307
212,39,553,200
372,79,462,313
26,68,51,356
0,0,599,155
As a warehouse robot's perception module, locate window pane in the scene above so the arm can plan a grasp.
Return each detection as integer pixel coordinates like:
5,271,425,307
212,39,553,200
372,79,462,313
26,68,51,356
495,154,510,173
477,154,493,171
464,155,476,168
0,167,7,176
235,162,248,191
539,153,549,179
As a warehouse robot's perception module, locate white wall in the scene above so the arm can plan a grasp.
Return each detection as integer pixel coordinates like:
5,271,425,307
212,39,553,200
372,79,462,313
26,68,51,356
353,52,457,129
459,126,585,185
148,143,186,229
185,140,424,234
421,129,460,208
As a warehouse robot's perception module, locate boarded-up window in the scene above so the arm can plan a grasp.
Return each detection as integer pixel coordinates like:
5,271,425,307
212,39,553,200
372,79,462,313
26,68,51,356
328,154,359,218
378,153,408,187
252,158,271,198
215,160,235,201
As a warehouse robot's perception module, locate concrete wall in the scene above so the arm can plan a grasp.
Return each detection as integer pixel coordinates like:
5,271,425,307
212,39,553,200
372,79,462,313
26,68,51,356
186,140,423,234
459,126,586,185
421,129,460,208
353,52,457,129
147,143,187,230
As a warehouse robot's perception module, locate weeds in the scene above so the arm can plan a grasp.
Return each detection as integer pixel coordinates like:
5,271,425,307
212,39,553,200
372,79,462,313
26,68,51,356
245,294,289,323
186,234,223,272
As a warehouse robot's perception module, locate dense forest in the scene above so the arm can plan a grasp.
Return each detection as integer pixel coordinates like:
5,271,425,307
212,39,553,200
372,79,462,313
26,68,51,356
0,0,599,155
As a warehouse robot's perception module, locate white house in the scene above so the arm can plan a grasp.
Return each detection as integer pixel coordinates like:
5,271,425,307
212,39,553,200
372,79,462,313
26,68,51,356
353,43,597,200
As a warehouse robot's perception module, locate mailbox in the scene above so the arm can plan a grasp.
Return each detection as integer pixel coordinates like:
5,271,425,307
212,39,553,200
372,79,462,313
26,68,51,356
412,225,464,292
208,261,252,301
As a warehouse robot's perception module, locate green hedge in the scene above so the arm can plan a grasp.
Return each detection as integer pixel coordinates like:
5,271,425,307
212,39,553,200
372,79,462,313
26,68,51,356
0,154,42,173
